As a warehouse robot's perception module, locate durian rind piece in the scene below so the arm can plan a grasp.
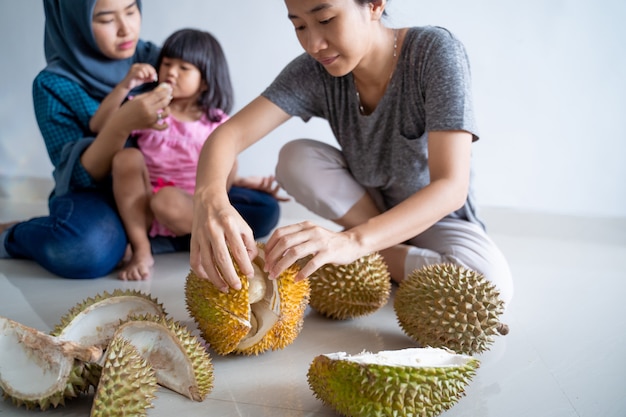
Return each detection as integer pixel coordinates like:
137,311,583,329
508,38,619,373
185,243,310,355
0,316,102,410
307,347,479,417
308,252,391,320
90,337,157,417
50,289,166,348
394,263,508,355
113,314,214,401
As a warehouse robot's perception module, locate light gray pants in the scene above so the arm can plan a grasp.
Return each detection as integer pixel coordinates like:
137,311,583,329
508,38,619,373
276,139,514,305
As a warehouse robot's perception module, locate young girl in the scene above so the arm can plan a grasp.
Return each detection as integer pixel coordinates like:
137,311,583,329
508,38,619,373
94,29,284,281
190,0,513,306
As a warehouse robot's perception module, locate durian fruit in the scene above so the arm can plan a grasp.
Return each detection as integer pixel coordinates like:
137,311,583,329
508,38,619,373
112,314,213,401
307,347,479,417
307,252,391,319
90,337,157,417
51,289,167,348
394,263,509,355
185,243,310,355
0,316,102,410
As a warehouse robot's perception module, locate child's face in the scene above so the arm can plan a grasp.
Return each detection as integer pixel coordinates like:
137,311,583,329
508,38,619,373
92,0,142,60
158,58,206,100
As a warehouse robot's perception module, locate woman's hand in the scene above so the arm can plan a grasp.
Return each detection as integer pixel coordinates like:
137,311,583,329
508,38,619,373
233,175,290,201
263,221,364,282
112,87,172,133
190,192,258,293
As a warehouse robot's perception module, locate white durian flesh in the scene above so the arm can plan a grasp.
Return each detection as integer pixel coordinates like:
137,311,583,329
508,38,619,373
0,316,102,410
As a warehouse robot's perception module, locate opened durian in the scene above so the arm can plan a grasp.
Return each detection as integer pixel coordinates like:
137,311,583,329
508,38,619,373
112,314,213,401
51,289,167,348
185,243,310,355
90,337,157,417
394,263,509,355
0,316,102,410
307,347,479,417
307,252,391,320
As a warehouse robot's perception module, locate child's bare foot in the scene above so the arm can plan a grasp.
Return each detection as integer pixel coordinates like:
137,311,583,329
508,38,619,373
118,251,154,281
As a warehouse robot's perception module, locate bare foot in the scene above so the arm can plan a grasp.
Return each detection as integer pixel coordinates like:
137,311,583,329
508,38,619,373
0,221,19,234
118,251,154,281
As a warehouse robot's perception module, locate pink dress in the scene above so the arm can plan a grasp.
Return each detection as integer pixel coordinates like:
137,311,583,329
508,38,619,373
132,111,228,237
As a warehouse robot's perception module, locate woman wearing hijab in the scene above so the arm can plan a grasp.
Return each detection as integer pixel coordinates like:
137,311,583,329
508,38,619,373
0,0,280,278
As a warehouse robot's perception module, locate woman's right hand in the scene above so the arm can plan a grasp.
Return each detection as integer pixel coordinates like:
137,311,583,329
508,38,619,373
110,86,172,133
190,192,258,293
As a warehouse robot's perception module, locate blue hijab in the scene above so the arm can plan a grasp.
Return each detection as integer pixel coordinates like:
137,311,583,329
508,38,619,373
43,0,159,100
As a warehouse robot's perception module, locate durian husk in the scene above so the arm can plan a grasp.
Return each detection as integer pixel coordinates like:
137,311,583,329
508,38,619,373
0,316,102,410
306,252,391,320
113,314,214,401
50,289,167,348
307,347,479,417
90,337,157,417
185,243,310,355
394,263,509,355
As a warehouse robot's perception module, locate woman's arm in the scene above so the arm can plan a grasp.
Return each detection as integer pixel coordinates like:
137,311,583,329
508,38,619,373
190,96,291,291
89,63,158,133
263,130,473,281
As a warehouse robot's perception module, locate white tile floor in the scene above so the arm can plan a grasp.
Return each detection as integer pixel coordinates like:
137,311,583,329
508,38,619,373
1,177,625,417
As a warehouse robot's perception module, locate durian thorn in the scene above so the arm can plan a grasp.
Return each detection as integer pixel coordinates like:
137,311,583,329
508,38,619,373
497,323,509,336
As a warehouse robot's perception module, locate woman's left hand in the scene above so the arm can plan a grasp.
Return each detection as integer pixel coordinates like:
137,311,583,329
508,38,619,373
263,221,363,281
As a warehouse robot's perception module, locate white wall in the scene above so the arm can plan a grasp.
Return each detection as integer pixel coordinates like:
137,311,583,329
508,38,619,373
0,1,624,218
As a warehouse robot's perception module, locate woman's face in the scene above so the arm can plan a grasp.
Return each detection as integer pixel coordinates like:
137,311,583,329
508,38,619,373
92,0,142,60
285,0,379,77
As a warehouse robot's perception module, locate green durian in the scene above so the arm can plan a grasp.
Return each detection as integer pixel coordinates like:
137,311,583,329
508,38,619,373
307,252,391,320
394,263,509,355
307,347,479,417
185,243,310,355
112,314,214,401
0,316,102,410
90,337,157,417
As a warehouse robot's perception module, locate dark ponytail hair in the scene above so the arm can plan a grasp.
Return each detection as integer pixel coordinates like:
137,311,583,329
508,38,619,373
156,28,233,122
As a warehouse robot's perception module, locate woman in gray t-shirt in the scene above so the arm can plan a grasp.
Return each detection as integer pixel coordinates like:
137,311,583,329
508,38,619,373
191,0,513,306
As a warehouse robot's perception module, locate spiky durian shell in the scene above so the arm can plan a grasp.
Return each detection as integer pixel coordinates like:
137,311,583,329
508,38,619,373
307,347,479,417
394,263,508,355
307,252,391,320
51,289,166,347
185,243,310,355
113,314,213,401
0,316,100,410
90,337,157,417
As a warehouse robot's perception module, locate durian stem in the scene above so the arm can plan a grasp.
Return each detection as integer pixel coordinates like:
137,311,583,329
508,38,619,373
497,323,509,336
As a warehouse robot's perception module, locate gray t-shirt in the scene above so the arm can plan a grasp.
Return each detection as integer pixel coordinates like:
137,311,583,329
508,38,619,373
262,26,484,227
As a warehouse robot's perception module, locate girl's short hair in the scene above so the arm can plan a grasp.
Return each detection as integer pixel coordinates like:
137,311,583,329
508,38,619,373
157,28,233,122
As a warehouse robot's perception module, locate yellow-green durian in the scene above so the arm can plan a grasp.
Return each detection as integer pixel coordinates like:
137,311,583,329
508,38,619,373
90,337,157,417
112,314,213,401
185,243,310,355
0,316,102,410
307,347,479,417
394,263,509,355
307,252,391,320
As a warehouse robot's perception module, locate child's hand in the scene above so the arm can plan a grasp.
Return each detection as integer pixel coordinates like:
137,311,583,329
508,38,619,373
122,63,158,91
234,175,291,201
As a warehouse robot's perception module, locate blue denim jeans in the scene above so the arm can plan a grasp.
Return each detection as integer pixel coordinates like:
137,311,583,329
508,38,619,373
2,187,279,279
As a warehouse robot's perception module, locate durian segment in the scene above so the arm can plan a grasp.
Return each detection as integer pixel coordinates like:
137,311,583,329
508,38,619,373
112,314,214,401
90,337,157,417
185,243,310,355
307,347,479,417
0,316,102,410
307,252,391,319
51,289,167,349
394,263,508,355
